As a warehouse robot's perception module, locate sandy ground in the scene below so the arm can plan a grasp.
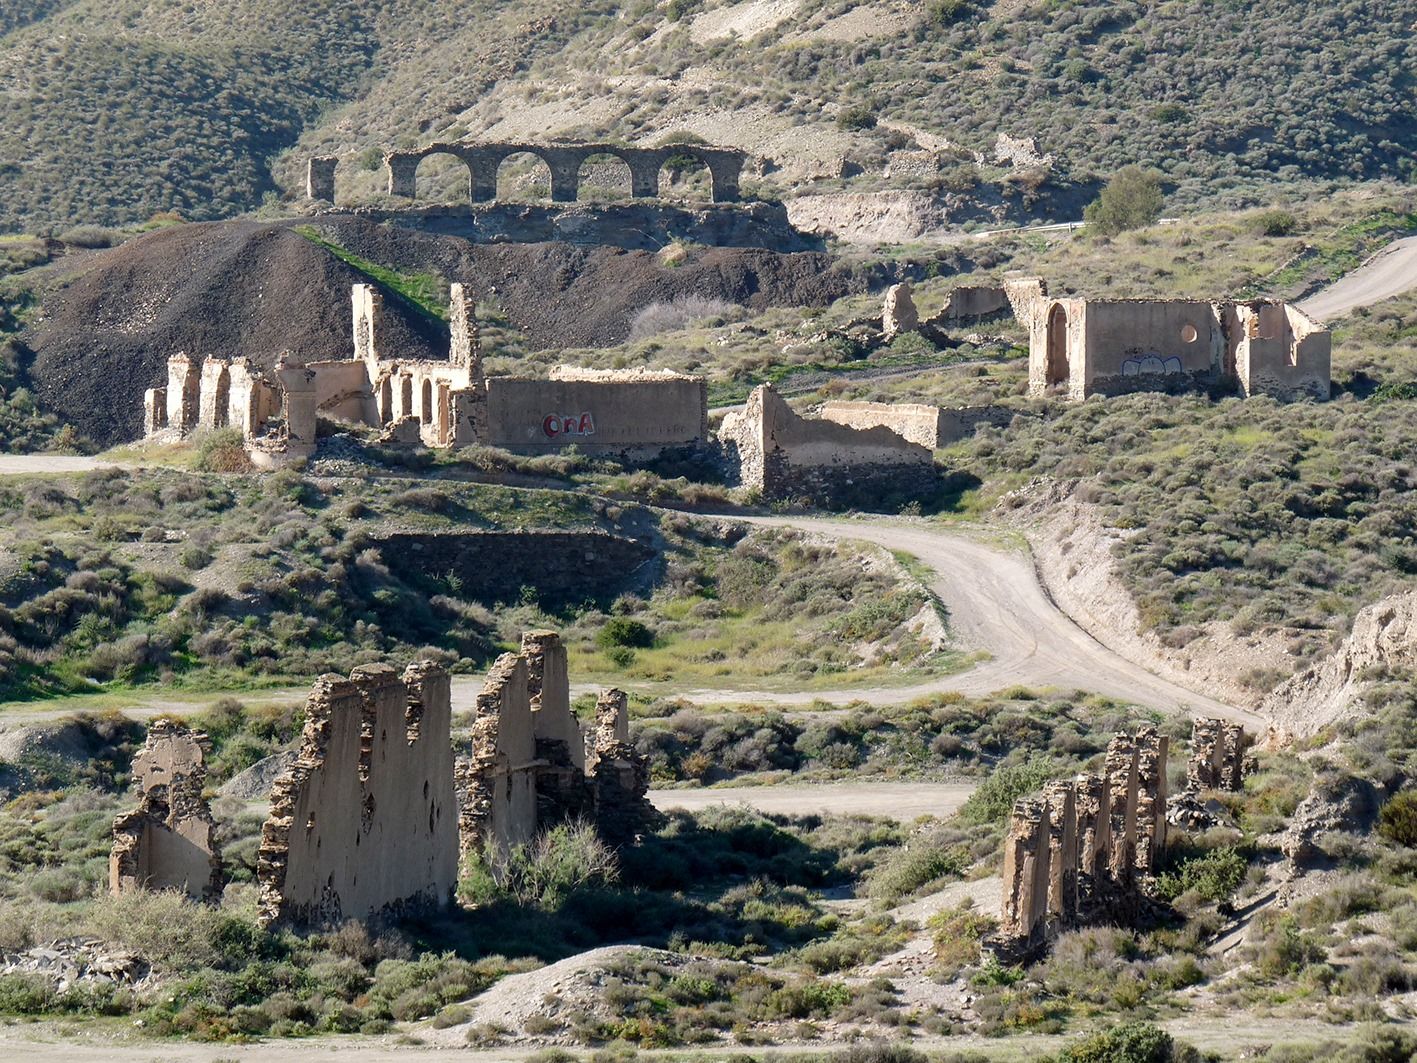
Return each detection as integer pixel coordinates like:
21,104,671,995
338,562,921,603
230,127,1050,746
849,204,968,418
1299,234,1417,320
649,780,976,821
0,455,115,475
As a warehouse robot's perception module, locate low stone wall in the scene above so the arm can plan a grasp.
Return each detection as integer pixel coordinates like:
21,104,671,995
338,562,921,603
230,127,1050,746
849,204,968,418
819,400,1015,449
722,385,936,507
376,530,657,607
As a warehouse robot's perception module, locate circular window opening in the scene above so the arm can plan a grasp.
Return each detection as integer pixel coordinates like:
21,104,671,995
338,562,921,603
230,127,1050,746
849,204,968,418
1180,324,1198,343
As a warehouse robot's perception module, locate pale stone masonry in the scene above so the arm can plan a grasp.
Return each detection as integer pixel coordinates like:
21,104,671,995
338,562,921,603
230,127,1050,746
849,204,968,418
1010,274,1331,403
256,662,458,927
110,721,224,901
818,400,1014,449
995,727,1169,955
1187,718,1254,791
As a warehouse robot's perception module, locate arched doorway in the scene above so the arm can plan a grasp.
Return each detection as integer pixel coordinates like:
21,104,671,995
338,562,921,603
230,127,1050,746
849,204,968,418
412,152,473,203
1046,304,1070,387
657,151,713,201
379,377,393,424
436,382,451,445
212,366,231,428
420,379,433,424
400,375,414,420
495,151,553,202
576,153,633,202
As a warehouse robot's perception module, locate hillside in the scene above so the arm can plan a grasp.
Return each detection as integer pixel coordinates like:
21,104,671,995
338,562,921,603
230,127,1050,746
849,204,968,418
1,0,1413,231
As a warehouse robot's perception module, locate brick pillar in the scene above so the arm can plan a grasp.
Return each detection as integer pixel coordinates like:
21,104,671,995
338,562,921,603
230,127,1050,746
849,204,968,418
1001,796,1051,942
1105,734,1140,889
143,387,168,436
386,153,419,199
1074,771,1111,882
306,156,337,202
1044,780,1078,920
166,353,200,435
1134,727,1169,874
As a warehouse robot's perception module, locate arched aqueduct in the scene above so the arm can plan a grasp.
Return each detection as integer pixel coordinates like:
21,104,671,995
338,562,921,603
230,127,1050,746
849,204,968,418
307,141,747,206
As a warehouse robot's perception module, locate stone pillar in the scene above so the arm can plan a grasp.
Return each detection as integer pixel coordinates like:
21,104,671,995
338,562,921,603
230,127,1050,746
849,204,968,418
522,630,582,771
1000,796,1051,942
1222,722,1250,790
143,387,168,436
275,358,318,456
883,282,919,338
1105,734,1140,889
549,159,581,203
1043,780,1078,920
1134,727,1169,874
352,284,383,368
629,158,660,198
1187,717,1225,790
165,353,200,435
449,283,480,373
306,156,337,202
386,153,419,199
470,167,497,203
706,155,743,202
198,358,230,429
1074,771,1111,882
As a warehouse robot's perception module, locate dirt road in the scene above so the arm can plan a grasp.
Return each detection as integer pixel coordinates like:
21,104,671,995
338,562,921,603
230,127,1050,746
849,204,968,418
650,780,975,821
0,455,114,475
1299,233,1417,320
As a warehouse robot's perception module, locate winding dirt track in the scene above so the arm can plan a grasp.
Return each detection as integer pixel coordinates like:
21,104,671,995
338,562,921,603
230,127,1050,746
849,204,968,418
650,781,976,821
1298,233,1417,321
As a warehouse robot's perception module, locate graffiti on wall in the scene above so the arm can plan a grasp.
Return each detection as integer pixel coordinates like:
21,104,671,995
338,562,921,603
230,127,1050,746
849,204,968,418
543,412,596,438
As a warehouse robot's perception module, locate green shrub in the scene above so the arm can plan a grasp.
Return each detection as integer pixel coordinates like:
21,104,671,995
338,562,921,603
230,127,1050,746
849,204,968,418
597,617,654,650
1057,1020,1174,1062
924,0,970,26
837,105,877,132
1154,847,1248,904
1378,790,1417,847
193,428,252,473
1252,209,1299,236
959,756,1055,824
1084,166,1165,236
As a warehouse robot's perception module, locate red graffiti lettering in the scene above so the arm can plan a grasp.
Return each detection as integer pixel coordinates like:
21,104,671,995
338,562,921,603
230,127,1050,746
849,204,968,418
542,414,561,437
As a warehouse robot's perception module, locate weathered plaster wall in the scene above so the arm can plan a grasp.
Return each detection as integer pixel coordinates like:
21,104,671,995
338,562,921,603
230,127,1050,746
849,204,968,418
818,400,1015,449
483,374,707,455
257,663,457,927
458,653,539,855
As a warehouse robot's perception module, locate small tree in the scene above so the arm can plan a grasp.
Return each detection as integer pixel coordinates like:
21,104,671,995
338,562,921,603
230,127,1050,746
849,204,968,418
1084,166,1164,235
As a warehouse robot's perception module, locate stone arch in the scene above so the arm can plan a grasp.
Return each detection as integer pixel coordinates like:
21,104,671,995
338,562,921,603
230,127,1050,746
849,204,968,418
379,377,393,424
1046,303,1070,387
211,365,231,429
657,149,714,201
576,152,633,202
410,151,474,203
421,378,434,424
495,150,555,202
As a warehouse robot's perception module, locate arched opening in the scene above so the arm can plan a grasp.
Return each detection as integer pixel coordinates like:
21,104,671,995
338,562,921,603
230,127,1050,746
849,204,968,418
379,377,393,424
420,378,433,424
400,375,414,420
576,152,632,202
1046,304,1070,386
657,151,713,201
412,152,473,203
495,151,553,202
212,366,231,429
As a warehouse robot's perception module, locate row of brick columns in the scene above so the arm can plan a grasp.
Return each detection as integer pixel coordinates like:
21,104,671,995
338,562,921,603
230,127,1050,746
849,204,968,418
309,144,744,205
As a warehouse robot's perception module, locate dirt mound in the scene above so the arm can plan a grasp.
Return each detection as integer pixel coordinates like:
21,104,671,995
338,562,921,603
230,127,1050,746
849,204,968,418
1262,590,1417,737
25,221,447,447
219,749,298,801
23,217,873,448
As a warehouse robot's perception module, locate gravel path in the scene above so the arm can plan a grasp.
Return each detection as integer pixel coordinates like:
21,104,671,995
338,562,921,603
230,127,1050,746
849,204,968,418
650,780,975,821
1299,234,1417,321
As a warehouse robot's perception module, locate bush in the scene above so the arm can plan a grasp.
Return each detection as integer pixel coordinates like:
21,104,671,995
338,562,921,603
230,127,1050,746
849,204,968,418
836,105,877,131
1154,847,1248,904
959,756,1054,824
597,617,654,651
1252,209,1299,236
57,226,118,248
627,295,740,341
924,0,970,26
1378,790,1417,847
460,822,619,908
1084,166,1164,236
193,428,252,473
1057,1021,1175,1063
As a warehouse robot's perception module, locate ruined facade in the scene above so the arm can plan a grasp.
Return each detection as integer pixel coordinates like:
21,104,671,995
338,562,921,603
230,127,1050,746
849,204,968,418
995,727,1169,956
1011,275,1331,403
309,142,746,206
882,282,919,339
818,400,1014,450
720,384,936,505
110,721,223,901
256,663,458,927
144,284,708,464
1187,718,1254,791
457,631,659,857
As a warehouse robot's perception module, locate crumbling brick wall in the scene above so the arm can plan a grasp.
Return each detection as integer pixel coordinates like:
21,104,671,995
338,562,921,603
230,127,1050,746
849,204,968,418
457,653,539,856
588,688,663,846
994,726,1169,957
257,662,458,927
110,721,223,901
1187,718,1254,791
819,400,1016,449
720,384,937,505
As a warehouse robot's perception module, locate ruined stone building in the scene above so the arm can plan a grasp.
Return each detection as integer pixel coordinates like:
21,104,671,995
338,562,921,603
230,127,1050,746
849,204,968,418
308,141,747,206
110,721,223,901
1007,275,1331,403
256,662,459,927
458,631,659,856
720,384,937,504
817,400,1014,450
1187,718,1254,791
144,283,708,464
996,727,1169,957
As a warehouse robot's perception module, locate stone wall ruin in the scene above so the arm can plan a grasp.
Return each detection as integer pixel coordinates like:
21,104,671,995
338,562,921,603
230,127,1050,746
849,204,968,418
994,727,1168,958
719,384,937,505
1011,275,1331,403
110,721,224,901
256,662,458,927
1187,718,1254,792
818,400,1015,450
